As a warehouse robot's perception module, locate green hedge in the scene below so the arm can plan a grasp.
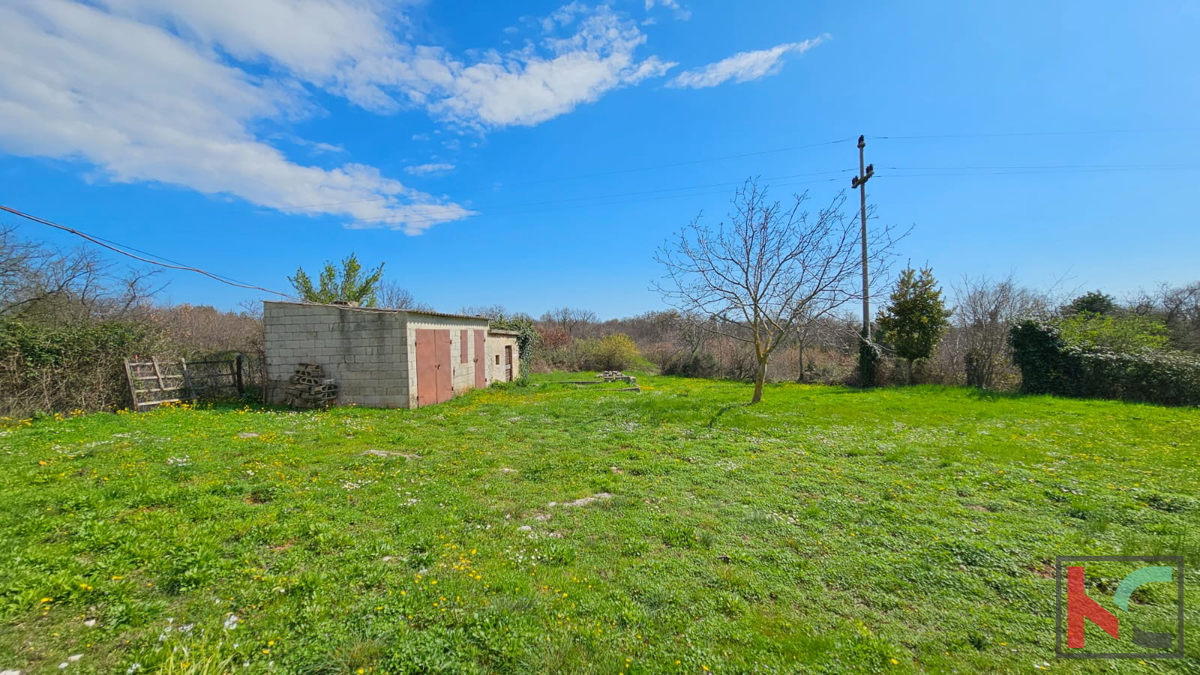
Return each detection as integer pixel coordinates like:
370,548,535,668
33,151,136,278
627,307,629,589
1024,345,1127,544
0,318,163,416
1010,320,1200,406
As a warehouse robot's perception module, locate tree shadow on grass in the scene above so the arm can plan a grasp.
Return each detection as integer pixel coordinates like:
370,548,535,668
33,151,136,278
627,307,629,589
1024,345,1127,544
706,402,751,428
966,387,1035,402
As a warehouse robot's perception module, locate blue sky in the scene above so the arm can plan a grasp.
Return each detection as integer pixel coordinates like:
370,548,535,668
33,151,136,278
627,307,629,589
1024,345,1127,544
1,0,1197,318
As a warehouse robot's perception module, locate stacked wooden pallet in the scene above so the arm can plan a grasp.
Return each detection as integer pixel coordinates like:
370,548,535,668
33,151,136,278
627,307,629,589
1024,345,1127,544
124,358,196,411
284,363,338,409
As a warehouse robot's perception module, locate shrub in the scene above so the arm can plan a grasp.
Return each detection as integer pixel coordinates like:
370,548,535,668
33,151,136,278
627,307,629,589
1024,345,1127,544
1009,320,1200,406
1064,290,1118,316
1056,313,1169,352
578,333,641,371
875,266,952,382
1009,321,1071,395
489,314,538,366
662,350,721,378
857,338,881,388
964,349,988,388
536,325,572,351
0,318,164,416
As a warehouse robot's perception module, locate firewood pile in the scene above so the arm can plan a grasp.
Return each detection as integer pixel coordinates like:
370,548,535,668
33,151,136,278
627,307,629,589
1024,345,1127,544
284,363,338,409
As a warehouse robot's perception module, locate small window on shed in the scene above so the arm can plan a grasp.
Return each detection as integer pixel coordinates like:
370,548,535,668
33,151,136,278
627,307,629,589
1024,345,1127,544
495,355,500,365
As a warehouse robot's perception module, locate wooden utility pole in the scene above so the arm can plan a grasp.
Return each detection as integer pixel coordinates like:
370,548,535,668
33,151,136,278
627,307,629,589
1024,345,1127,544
850,135,874,339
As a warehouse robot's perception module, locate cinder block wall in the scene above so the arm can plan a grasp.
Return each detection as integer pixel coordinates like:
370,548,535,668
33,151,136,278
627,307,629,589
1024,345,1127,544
263,302,409,408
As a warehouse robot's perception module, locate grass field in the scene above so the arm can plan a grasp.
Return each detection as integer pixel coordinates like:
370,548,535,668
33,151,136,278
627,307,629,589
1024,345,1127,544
2,375,1199,673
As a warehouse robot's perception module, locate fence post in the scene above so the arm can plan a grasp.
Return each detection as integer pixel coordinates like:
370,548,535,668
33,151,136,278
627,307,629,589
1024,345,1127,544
123,358,140,411
235,353,245,397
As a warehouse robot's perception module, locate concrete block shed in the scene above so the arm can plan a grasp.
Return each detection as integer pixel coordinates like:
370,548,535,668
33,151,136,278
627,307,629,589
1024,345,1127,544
263,301,519,408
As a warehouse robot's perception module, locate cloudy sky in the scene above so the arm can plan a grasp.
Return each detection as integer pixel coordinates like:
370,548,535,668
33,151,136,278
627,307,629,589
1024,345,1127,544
1,0,1197,316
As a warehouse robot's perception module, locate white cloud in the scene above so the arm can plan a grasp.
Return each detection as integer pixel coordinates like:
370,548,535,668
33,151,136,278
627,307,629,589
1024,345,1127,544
0,1,712,234
404,162,456,176
0,0,472,235
542,2,588,32
308,141,347,155
100,0,674,130
97,0,402,85
644,0,690,21
668,35,827,89
339,6,676,128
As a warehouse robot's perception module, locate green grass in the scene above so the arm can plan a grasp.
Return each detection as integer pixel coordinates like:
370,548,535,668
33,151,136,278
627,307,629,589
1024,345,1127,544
2,375,1199,673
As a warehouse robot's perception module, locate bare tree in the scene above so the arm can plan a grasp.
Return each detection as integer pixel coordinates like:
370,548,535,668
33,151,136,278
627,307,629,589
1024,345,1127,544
1130,281,1200,353
460,304,512,320
377,281,433,311
0,224,45,313
952,274,1049,388
792,305,834,383
1,225,160,321
655,180,900,403
539,307,599,337
151,304,263,355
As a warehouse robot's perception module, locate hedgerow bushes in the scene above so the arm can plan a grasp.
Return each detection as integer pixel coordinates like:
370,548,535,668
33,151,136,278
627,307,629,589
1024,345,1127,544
661,350,721,378
1010,320,1200,406
0,318,164,417
530,331,646,372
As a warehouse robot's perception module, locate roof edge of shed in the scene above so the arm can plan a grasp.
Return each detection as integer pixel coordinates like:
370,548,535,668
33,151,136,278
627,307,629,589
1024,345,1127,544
263,300,488,322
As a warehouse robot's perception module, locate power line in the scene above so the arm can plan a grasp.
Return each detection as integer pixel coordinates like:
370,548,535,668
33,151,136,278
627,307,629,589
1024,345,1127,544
498,136,858,187
325,159,1198,228
330,171,851,229
868,128,1200,141
0,205,293,297
360,160,1200,228
366,173,851,228
883,163,1199,171
268,130,1196,215
876,165,1200,179
82,231,254,289
276,136,858,212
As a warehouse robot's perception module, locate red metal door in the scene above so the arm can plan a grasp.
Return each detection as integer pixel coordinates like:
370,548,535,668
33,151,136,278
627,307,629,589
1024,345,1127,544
415,329,438,407
504,345,513,382
473,330,487,389
435,330,453,403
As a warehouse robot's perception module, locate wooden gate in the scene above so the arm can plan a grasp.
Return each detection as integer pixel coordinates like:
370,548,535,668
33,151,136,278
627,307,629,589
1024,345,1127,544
473,330,487,389
187,355,246,399
504,345,513,382
415,329,454,407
